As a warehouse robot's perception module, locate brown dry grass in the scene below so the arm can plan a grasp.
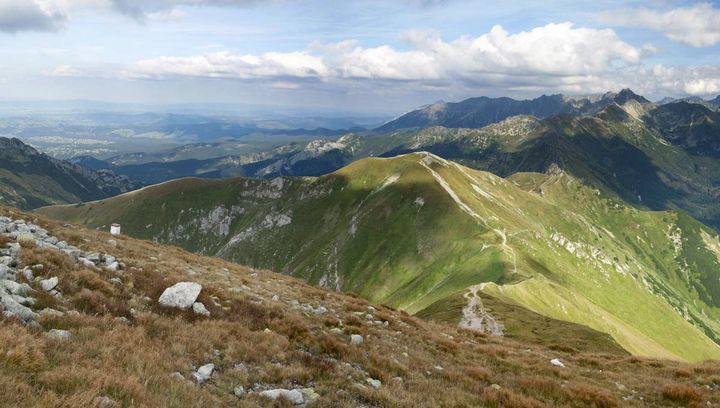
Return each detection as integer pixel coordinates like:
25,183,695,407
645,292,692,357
0,207,719,407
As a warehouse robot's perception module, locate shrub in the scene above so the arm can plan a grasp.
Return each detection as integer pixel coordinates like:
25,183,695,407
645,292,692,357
661,384,704,405
567,384,618,408
483,388,547,408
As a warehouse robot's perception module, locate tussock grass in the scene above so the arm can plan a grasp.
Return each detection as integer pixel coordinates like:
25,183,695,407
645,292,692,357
0,208,718,407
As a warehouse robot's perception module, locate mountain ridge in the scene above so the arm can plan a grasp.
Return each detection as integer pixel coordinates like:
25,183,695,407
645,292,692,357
38,152,720,362
0,137,141,209
376,89,651,131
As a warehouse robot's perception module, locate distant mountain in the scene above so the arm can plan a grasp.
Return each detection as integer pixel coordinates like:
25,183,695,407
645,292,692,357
68,155,112,170
39,153,720,361
0,137,141,209
376,88,650,131
658,96,719,111
645,102,720,156
709,95,720,108
376,101,720,229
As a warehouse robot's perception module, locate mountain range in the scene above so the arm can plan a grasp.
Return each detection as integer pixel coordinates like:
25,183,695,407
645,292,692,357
38,152,720,362
0,137,141,209
376,89,653,131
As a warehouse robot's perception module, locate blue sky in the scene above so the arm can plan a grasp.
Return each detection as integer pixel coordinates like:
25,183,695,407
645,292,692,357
0,0,719,114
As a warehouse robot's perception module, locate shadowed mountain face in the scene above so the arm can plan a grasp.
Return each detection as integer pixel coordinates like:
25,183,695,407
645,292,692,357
38,153,720,361
645,102,720,156
376,89,649,131
0,137,141,209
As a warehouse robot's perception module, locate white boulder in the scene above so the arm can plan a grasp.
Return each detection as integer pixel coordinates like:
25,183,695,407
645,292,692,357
366,378,382,389
40,277,59,292
158,282,202,310
550,358,565,368
192,363,215,383
259,389,304,405
350,334,364,345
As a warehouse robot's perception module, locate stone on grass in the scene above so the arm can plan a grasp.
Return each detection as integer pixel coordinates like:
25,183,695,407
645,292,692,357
46,329,72,340
158,282,202,310
40,277,59,292
350,334,363,345
192,363,215,383
94,396,117,408
233,386,246,397
550,358,565,368
259,389,304,405
192,302,210,317
366,378,381,390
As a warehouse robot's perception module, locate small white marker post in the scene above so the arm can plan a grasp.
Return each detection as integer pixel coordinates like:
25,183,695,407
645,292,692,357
110,223,121,236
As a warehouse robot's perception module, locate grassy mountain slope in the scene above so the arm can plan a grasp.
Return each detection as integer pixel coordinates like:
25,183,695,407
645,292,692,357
360,102,720,230
0,137,140,209
5,207,720,407
39,153,720,361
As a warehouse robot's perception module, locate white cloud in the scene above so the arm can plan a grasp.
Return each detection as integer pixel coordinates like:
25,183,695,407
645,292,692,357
0,0,67,33
603,3,720,47
122,51,329,80
46,21,720,99
119,23,642,86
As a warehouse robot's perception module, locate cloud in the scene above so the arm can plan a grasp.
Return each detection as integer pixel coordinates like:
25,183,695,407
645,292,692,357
602,3,720,47
106,0,268,21
0,0,67,33
48,21,720,98
122,51,329,80
120,23,642,86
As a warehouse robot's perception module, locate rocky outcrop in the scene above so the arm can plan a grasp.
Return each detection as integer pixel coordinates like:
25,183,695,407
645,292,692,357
0,216,123,325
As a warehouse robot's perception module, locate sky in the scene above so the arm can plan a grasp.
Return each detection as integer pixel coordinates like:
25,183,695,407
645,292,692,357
0,0,719,114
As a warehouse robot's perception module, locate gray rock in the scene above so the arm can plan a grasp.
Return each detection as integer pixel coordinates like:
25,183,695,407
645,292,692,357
85,252,101,263
0,265,15,280
109,278,122,285
259,389,304,405
192,363,215,383
93,396,116,408
104,255,116,265
79,258,96,268
0,294,38,322
550,358,565,368
366,378,381,390
0,279,31,296
107,239,117,247
7,243,20,256
192,302,210,317
40,277,59,292
10,295,34,306
106,262,120,272
22,267,33,282
46,329,72,340
233,385,246,397
158,282,202,310
350,334,364,345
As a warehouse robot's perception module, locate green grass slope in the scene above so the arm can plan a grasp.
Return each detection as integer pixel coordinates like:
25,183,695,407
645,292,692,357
38,153,720,361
